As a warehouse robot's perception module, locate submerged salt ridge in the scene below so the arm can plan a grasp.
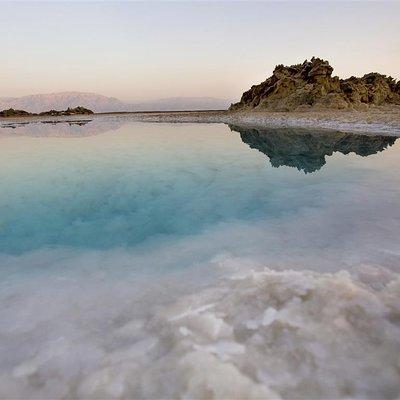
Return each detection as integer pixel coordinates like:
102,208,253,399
1,260,399,399
1,120,400,399
133,266,400,399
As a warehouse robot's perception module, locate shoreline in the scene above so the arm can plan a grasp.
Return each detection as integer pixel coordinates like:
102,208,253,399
1,106,400,136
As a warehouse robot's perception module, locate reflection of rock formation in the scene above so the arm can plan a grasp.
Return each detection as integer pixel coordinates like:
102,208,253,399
0,117,124,138
229,125,397,173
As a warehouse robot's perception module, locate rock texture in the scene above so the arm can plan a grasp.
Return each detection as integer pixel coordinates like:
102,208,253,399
230,57,400,112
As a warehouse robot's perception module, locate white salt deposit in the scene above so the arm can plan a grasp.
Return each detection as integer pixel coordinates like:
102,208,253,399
1,260,399,399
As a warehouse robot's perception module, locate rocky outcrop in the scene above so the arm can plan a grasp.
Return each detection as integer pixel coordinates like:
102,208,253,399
229,125,397,173
0,109,31,117
230,57,400,112
0,106,94,118
38,106,94,116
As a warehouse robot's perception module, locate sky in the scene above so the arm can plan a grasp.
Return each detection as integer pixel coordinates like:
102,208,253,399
1,1,399,102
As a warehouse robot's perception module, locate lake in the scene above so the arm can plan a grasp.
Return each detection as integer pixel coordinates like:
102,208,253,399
1,117,399,399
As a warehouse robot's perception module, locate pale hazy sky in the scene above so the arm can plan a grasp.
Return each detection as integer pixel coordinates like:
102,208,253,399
1,1,399,102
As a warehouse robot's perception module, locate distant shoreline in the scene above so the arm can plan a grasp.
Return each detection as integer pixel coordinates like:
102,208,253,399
96,109,227,115
1,106,400,136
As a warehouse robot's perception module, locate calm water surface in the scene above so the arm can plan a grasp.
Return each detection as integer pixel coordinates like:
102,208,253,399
1,119,398,261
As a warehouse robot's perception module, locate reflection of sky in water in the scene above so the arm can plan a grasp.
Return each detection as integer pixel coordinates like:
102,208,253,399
0,120,399,270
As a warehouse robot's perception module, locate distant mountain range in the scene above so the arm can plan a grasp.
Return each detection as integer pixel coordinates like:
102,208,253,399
0,92,125,113
0,92,233,113
131,97,232,112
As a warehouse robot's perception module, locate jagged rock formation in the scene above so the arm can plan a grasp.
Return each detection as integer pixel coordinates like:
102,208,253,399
229,125,397,173
0,106,94,118
230,57,400,111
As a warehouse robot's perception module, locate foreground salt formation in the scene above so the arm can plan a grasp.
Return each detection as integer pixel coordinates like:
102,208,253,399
230,57,400,111
137,267,400,399
2,265,399,399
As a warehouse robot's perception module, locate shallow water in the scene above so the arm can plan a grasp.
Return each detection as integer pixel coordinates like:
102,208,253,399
0,118,399,399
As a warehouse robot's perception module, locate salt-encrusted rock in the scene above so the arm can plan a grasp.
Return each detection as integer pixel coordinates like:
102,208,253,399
230,57,400,111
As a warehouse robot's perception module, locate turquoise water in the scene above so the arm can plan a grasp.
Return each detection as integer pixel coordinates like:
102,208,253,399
0,120,398,257
0,118,400,398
